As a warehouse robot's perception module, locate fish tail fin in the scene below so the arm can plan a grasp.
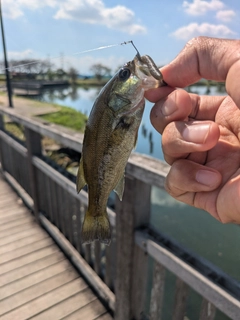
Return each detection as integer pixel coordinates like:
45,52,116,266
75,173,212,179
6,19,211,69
81,211,111,245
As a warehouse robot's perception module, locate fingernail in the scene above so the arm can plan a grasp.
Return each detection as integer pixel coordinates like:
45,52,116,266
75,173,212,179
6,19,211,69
196,170,219,187
182,123,210,144
162,92,177,116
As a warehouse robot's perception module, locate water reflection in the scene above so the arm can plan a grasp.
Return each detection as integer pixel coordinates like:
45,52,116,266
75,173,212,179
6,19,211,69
186,83,226,96
141,123,154,155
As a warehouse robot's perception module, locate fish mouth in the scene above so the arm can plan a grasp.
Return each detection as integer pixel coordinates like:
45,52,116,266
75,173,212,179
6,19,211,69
141,76,162,90
133,54,167,88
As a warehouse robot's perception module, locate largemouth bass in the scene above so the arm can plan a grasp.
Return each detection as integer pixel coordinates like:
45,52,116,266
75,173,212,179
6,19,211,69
77,53,165,245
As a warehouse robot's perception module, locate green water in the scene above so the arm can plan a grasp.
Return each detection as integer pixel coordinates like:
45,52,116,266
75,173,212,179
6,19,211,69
151,187,240,281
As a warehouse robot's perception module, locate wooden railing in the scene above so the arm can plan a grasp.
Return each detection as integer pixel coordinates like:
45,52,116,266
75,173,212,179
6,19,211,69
0,105,240,320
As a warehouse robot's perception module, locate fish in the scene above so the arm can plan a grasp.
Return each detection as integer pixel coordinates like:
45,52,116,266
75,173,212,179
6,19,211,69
77,53,165,245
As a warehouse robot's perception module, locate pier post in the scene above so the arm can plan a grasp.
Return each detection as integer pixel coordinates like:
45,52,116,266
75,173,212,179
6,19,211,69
25,128,42,222
115,175,151,320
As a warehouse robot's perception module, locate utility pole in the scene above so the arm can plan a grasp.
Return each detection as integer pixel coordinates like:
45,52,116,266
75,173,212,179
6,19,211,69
0,0,13,108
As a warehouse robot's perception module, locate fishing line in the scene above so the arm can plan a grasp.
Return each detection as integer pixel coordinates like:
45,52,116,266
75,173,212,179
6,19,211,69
0,41,133,72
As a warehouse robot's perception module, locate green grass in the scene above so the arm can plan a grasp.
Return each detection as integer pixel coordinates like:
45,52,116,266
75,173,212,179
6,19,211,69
39,105,87,132
5,122,25,141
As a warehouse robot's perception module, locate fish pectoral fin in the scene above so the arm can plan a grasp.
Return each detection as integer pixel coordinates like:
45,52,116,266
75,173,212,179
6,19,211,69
114,174,125,201
76,157,86,193
133,130,138,149
81,211,111,245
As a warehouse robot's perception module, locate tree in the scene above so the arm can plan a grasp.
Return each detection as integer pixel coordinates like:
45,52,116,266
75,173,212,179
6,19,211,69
56,68,66,79
90,63,111,81
68,67,78,83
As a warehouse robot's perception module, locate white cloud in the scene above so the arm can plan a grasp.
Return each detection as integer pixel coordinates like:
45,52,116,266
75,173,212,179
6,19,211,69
8,49,34,60
171,22,235,40
2,0,58,19
216,10,236,22
183,0,225,16
54,0,146,35
2,0,146,35
2,0,24,19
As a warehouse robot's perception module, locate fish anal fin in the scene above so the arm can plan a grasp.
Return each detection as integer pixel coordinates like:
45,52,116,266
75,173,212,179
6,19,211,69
76,157,86,193
81,211,111,245
114,174,125,201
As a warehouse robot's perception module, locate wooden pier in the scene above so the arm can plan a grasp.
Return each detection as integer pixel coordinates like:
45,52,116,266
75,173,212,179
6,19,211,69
0,175,112,319
0,104,240,320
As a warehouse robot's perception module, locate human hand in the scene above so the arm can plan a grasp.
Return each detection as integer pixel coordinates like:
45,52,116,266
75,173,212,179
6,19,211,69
145,37,240,224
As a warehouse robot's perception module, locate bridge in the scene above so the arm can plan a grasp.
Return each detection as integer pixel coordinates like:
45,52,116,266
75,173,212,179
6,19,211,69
0,104,240,320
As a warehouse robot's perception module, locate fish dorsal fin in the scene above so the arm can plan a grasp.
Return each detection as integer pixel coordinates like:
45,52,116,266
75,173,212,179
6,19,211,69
76,157,87,193
114,173,125,201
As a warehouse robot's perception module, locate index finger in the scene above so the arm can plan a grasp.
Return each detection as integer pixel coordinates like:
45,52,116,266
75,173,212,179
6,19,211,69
163,37,240,86
146,37,240,107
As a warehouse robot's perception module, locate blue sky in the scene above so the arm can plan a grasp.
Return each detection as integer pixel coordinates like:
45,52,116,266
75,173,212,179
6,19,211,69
1,0,240,74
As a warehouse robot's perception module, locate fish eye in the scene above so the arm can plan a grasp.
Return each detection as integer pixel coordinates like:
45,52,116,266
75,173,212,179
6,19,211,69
118,68,131,81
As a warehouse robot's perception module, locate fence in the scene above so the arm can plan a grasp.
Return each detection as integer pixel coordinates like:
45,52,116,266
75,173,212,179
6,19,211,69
0,105,240,320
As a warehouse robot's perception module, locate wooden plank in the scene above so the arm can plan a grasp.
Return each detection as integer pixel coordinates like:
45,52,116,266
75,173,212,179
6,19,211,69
62,299,108,320
0,192,18,202
73,198,83,255
45,174,54,221
33,156,116,227
0,245,60,275
0,269,81,316
127,152,169,188
95,312,113,320
0,106,83,153
0,114,5,171
0,106,172,190
0,204,28,217
0,237,53,264
25,128,41,221
104,243,113,289
1,170,34,210
54,182,62,231
135,231,240,320
149,261,166,320
0,261,73,299
50,179,59,227
0,224,45,244
0,224,44,246
84,243,92,265
36,166,46,215
0,198,21,209
115,177,151,320
0,229,48,255
172,278,189,320
104,230,116,291
31,288,97,320
0,209,30,223
199,298,216,320
39,213,115,311
0,188,14,197
0,216,34,232
1,277,87,320
57,184,65,234
0,251,65,286
0,130,27,157
94,241,101,276
63,188,72,241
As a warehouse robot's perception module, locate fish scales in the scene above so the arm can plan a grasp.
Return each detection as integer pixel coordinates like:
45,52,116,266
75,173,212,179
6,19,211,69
77,54,165,245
